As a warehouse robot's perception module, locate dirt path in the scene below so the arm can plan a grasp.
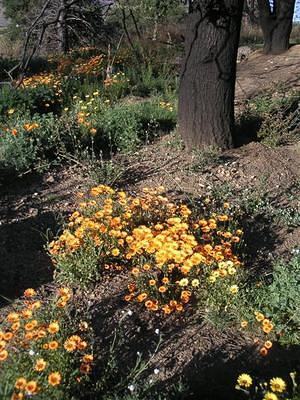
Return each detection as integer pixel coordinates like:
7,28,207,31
236,45,300,102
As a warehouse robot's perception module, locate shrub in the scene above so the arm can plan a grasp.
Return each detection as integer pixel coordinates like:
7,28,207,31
0,287,93,400
49,185,244,315
0,84,62,119
0,113,82,174
74,96,177,153
256,254,300,345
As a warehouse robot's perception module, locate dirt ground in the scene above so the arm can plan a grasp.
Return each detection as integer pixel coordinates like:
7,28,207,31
236,45,300,102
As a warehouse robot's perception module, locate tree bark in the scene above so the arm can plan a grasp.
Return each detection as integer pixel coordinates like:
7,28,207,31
178,0,244,150
58,0,70,54
258,0,296,54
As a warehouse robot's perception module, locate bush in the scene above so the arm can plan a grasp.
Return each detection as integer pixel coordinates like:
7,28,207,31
0,113,82,174
74,96,177,153
0,84,62,119
49,185,244,316
0,287,94,400
257,254,300,345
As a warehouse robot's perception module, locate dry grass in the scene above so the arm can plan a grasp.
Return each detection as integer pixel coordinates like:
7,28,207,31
0,32,22,58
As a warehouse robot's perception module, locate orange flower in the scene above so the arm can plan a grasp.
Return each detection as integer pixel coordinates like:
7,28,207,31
24,288,36,298
15,377,27,390
48,372,62,386
56,299,67,308
82,354,93,363
35,358,47,371
80,363,91,374
7,312,19,323
259,347,268,356
264,341,273,349
0,349,8,361
4,332,13,341
48,341,59,350
21,309,32,319
255,312,265,322
48,322,59,334
149,279,156,286
158,286,167,293
11,392,24,400
11,322,20,332
145,300,153,308
241,320,248,328
64,339,77,352
262,324,273,334
25,380,38,395
77,341,87,350
137,293,147,302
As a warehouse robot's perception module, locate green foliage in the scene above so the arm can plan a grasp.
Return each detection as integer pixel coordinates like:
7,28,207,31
91,98,177,152
238,89,300,147
258,254,300,345
0,85,62,119
0,113,82,174
53,240,101,287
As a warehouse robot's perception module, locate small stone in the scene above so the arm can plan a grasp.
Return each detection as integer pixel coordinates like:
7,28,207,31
46,175,55,183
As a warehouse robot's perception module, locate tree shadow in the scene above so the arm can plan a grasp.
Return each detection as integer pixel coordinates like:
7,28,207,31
0,211,57,307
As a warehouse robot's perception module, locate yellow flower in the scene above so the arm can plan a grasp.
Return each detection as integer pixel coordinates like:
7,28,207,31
270,377,286,393
0,349,8,361
7,312,19,323
25,380,38,395
255,311,265,322
48,341,59,350
15,377,27,390
64,339,77,352
240,320,248,328
48,322,60,334
7,108,15,115
229,285,238,294
48,372,62,386
82,354,93,363
237,373,252,388
35,358,47,371
191,279,200,287
24,288,36,297
263,392,278,400
178,278,189,287
111,248,120,257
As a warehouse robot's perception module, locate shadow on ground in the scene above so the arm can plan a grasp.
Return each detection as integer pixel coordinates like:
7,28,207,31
0,211,57,307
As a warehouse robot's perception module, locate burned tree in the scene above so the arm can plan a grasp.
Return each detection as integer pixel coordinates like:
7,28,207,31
179,0,244,150
258,0,296,54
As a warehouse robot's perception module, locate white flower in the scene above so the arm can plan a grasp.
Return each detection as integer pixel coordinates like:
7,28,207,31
155,328,160,335
128,384,135,392
154,368,160,375
127,310,133,316
29,350,35,356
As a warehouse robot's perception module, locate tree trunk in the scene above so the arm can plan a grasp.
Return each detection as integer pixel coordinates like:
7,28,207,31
58,0,69,54
178,0,244,150
258,0,296,55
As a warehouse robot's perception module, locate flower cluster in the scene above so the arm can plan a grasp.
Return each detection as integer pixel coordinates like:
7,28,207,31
159,101,174,112
236,372,293,400
104,71,129,87
22,73,61,90
0,287,93,398
49,185,243,314
74,55,104,76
